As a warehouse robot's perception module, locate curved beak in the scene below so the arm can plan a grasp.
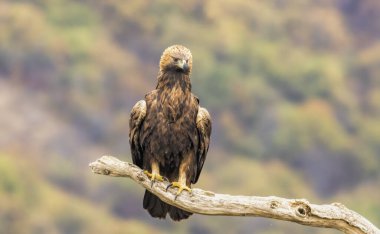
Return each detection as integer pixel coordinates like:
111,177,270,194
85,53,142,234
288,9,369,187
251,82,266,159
176,59,189,72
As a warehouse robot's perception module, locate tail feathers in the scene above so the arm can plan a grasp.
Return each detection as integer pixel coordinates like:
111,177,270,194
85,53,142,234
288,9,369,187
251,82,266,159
168,206,192,221
143,190,168,219
143,190,193,221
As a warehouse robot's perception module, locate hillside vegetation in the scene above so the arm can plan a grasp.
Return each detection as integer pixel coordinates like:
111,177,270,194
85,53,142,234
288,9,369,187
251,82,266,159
0,0,379,233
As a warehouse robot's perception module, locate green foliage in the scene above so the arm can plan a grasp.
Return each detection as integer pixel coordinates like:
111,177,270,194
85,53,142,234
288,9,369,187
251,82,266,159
0,0,380,233
335,181,380,228
0,155,39,207
0,154,159,234
274,100,348,157
200,156,316,199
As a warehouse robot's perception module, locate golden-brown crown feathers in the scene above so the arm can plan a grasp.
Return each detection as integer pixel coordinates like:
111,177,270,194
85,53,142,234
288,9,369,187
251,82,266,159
159,45,193,73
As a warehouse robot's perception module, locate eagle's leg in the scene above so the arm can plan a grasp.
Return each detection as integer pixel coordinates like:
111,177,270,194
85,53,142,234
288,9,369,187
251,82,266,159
144,161,165,187
166,159,192,200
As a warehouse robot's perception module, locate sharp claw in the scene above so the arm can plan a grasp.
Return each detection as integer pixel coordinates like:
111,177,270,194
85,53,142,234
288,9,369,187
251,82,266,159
166,181,191,199
144,171,165,188
166,183,172,192
176,187,183,196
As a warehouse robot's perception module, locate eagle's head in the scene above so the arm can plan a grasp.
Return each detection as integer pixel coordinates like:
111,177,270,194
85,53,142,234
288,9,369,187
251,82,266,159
159,45,192,74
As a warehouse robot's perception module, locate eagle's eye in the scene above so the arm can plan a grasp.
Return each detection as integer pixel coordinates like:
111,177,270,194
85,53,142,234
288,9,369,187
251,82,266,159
173,58,179,62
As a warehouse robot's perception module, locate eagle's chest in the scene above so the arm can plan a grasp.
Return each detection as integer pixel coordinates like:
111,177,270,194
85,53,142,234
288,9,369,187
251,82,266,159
144,90,198,163
153,112,197,166
159,84,190,122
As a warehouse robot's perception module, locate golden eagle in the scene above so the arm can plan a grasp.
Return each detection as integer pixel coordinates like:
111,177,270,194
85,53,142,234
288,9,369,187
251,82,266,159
129,45,212,221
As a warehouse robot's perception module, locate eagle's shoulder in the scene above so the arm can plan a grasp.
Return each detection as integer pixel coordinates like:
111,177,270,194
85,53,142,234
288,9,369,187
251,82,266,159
197,107,211,129
191,94,200,105
129,100,147,130
144,90,159,110
145,90,158,101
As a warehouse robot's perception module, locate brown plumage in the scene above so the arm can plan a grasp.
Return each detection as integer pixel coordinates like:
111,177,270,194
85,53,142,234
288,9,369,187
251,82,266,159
129,45,211,221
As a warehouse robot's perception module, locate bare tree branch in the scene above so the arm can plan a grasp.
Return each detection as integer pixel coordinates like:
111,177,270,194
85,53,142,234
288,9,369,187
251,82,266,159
89,155,379,234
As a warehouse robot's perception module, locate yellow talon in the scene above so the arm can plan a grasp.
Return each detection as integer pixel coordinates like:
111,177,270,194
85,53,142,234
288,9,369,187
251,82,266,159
144,170,165,187
166,181,192,199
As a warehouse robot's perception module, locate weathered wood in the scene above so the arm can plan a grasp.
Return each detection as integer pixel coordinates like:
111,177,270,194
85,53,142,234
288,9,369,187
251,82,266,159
89,155,379,234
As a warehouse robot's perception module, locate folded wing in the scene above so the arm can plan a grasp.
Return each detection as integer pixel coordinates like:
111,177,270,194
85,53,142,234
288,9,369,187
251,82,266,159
192,107,212,184
129,100,146,168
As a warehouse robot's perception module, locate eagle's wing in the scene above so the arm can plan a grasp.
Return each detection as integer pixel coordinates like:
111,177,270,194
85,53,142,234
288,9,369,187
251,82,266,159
192,107,212,184
129,100,146,168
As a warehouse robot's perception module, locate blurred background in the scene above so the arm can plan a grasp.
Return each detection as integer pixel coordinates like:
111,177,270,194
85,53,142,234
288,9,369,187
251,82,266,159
0,0,379,233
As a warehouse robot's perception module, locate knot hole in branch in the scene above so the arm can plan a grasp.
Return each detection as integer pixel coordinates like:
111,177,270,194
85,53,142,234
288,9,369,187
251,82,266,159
292,201,311,218
103,169,110,175
137,172,145,181
270,201,279,209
